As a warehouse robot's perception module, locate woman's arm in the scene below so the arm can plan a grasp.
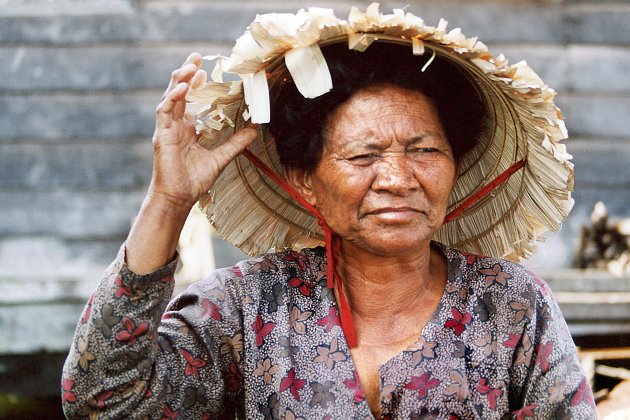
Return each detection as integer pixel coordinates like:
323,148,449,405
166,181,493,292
62,247,243,418
509,273,596,419
125,52,256,274
62,53,256,418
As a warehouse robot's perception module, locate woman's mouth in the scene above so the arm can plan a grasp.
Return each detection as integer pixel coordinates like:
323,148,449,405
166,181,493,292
367,207,421,222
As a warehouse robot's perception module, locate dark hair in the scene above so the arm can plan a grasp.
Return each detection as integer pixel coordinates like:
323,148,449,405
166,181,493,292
268,42,484,173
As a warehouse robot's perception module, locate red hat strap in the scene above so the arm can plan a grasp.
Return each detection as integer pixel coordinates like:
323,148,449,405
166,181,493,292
241,149,358,347
444,159,526,223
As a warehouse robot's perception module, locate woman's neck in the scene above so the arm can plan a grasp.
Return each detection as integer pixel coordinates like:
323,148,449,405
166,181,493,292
337,241,447,322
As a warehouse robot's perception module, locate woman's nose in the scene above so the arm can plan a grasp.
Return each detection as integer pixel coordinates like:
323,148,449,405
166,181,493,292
371,155,419,194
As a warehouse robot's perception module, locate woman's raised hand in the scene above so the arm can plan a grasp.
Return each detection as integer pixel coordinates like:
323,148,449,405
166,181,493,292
150,52,257,209
125,53,257,274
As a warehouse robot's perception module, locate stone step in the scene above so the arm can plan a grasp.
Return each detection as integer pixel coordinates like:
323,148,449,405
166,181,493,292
0,142,152,189
2,44,629,93
1,0,133,16
0,44,226,92
570,138,630,186
545,270,630,293
1,137,626,189
0,237,121,295
557,94,630,139
0,2,291,45
0,235,245,303
0,92,159,140
1,2,629,45
0,301,90,354
0,190,144,237
495,45,630,94
1,92,628,141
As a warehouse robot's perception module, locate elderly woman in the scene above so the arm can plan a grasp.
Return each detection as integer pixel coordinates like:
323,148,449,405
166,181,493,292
62,6,595,419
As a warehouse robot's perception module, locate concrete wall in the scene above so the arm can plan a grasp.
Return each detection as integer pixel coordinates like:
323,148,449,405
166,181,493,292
1,0,629,400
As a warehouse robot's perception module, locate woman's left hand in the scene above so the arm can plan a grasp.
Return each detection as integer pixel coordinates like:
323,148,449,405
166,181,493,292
149,52,257,209
125,52,257,274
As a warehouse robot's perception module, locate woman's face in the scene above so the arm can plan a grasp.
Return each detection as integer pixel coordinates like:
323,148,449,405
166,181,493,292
290,85,457,258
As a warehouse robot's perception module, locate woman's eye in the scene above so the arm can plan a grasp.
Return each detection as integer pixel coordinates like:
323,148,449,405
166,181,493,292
408,147,438,154
348,154,378,163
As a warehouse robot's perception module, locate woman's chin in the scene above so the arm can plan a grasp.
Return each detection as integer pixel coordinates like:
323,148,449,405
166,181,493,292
347,231,435,258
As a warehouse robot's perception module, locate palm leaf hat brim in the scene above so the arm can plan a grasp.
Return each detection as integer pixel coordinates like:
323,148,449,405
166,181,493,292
186,3,574,262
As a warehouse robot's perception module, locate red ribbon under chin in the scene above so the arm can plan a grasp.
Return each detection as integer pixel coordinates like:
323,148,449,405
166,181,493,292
241,149,358,347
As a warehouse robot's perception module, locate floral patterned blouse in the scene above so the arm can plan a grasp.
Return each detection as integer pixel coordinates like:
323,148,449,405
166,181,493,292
62,243,596,419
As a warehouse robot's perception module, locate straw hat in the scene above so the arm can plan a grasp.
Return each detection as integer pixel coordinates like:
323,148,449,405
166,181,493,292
186,3,574,261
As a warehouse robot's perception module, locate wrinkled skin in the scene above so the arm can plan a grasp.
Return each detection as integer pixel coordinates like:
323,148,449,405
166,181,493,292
289,84,458,260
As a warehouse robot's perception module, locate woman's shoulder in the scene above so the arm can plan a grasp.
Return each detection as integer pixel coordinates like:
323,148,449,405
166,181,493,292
438,243,566,336
217,246,327,280
190,246,328,297
438,242,551,301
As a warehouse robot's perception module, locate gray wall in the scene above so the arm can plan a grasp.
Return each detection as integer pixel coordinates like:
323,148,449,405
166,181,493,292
1,0,629,354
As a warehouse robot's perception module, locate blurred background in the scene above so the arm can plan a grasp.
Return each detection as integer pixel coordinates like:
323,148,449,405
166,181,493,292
0,0,629,418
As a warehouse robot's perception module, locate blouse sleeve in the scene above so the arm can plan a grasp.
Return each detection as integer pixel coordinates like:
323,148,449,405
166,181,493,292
509,273,597,419
61,245,245,419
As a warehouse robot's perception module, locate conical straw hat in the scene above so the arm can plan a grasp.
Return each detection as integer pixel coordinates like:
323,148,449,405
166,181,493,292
186,3,574,261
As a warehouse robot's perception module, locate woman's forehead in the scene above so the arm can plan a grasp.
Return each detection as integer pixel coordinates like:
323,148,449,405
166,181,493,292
325,86,445,149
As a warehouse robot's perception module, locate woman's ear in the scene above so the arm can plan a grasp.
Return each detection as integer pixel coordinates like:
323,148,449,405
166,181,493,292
284,168,317,207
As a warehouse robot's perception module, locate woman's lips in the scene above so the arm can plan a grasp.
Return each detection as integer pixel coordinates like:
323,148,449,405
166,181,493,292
367,207,421,222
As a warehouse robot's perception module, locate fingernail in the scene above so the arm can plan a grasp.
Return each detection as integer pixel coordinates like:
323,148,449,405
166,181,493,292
182,63,196,71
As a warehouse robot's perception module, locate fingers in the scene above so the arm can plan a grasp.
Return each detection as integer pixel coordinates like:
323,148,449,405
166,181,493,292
155,83,188,129
186,52,202,67
163,53,202,96
190,69,207,89
156,53,205,130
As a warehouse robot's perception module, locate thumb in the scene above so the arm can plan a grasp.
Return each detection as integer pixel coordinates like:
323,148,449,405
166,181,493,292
214,127,259,164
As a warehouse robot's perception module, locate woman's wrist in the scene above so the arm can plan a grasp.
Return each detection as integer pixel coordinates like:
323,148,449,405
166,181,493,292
144,187,197,216
125,191,194,275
